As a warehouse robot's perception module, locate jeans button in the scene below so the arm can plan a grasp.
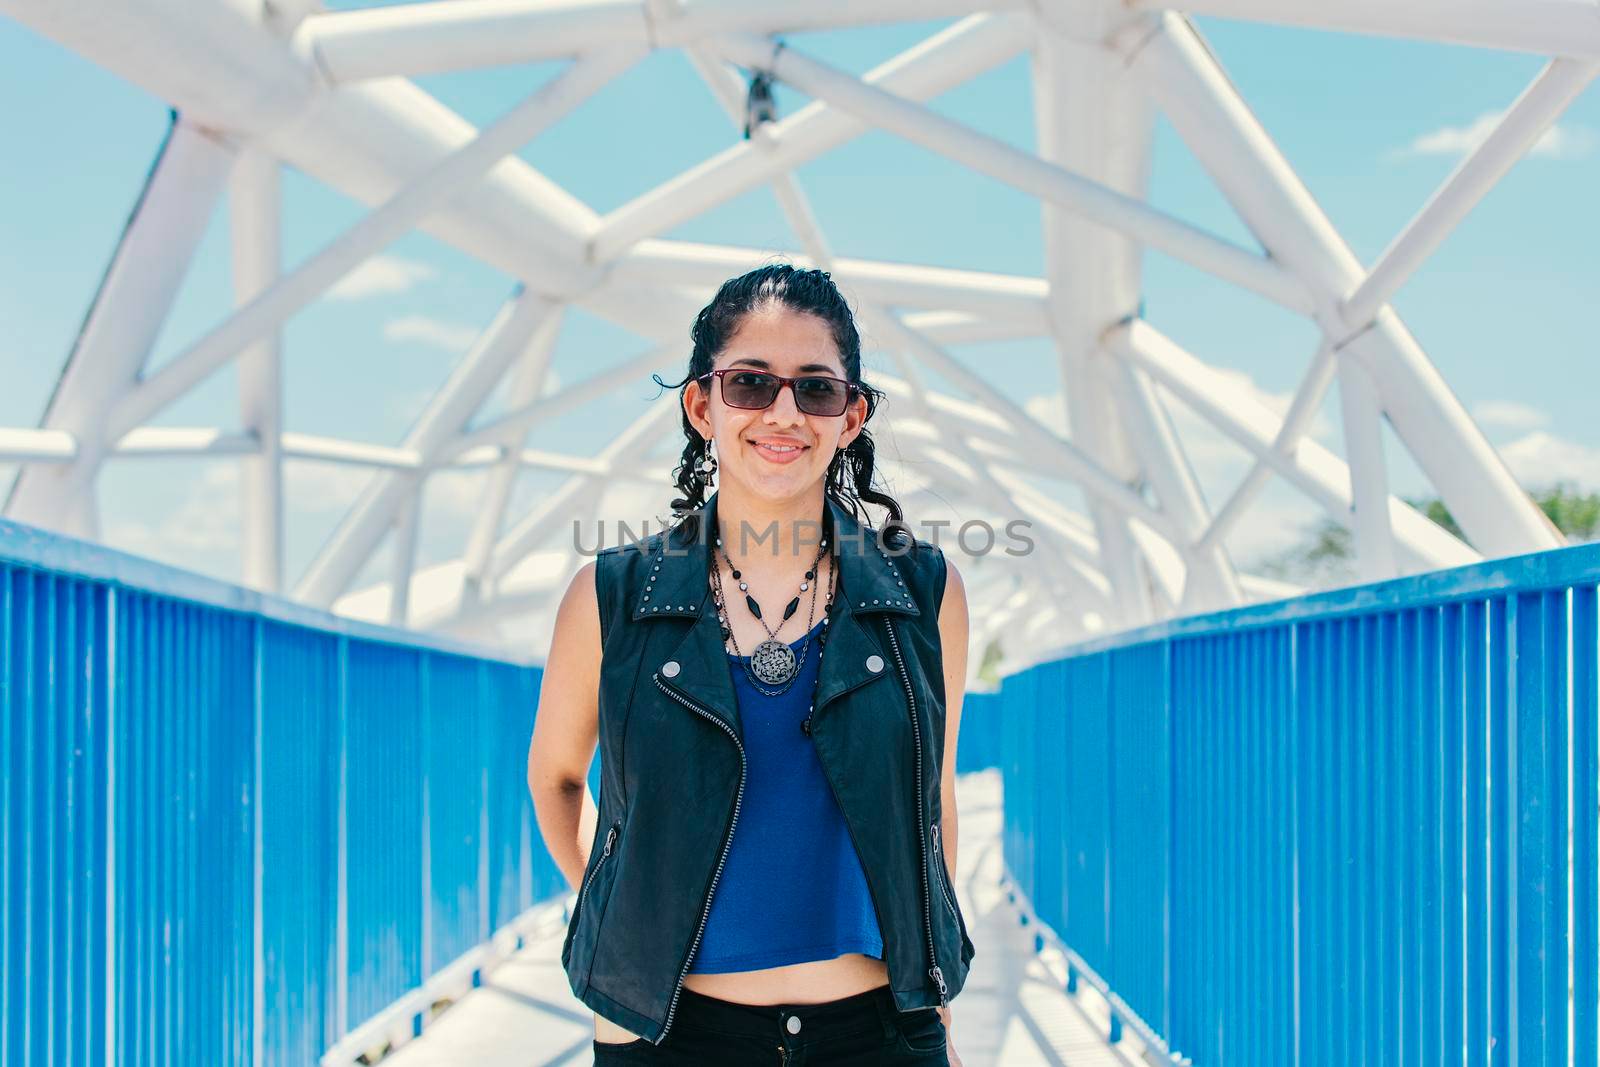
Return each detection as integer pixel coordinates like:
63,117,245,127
785,1014,802,1035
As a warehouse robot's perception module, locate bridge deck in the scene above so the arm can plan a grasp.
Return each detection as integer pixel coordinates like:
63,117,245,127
376,771,1144,1066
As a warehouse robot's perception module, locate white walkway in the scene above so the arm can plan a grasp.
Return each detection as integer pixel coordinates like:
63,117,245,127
373,772,1145,1066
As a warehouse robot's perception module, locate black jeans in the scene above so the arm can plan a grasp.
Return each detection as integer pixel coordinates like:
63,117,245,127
591,984,950,1065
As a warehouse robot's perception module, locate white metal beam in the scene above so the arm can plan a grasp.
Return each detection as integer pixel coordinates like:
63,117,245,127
231,147,285,594
4,0,597,293
1342,58,1600,328
107,50,637,442
295,289,556,607
711,31,1314,314
592,14,1031,259
886,319,1183,544
297,0,1027,82
1195,339,1337,553
604,244,1051,323
1106,320,1478,571
460,309,564,599
1126,13,1563,558
4,117,233,535
441,342,681,463
1110,360,1243,611
1125,0,1600,60
1031,23,1161,630
389,493,422,626
485,401,681,585
1335,353,1399,580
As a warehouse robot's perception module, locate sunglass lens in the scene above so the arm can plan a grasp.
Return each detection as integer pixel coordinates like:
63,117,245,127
722,371,780,408
794,377,849,416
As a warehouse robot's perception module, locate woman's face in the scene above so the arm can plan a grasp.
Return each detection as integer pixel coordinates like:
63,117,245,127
686,303,868,503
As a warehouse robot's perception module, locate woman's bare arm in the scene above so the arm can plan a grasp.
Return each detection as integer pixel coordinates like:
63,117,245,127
936,556,969,1060
528,560,604,892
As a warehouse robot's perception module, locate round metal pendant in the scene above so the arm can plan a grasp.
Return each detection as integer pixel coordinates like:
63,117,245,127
749,639,798,685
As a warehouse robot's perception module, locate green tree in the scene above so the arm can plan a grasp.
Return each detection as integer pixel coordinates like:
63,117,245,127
1259,481,1600,588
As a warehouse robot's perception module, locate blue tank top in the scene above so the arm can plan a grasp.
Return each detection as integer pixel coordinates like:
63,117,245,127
687,615,886,974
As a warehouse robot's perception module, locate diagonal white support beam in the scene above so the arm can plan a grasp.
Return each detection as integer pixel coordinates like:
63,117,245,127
486,401,682,584
441,342,682,463
1125,0,1600,60
460,309,564,595
231,147,286,594
1342,57,1600,328
592,14,1031,260
1335,352,1399,580
886,319,1181,543
295,288,556,607
5,0,597,292
298,0,1027,81
4,117,234,534
1127,14,1562,559
866,312,1106,610
1196,338,1337,553
679,27,1097,621
1106,319,1478,571
107,50,637,443
711,32,1315,314
1110,360,1243,611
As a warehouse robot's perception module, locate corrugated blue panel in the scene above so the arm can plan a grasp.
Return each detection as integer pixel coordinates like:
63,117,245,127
423,653,484,973
1108,641,1168,1033
483,661,537,934
343,641,424,1027
1511,589,1568,1064
3,522,560,1066
258,621,340,1066
113,591,256,1066
996,543,1600,1067
2,565,112,1067
1575,586,1599,1067
1062,654,1109,975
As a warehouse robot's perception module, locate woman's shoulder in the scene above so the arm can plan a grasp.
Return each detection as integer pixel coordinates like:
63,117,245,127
877,527,949,616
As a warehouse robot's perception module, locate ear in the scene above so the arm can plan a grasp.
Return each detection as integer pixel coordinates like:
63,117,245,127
684,376,712,438
840,389,868,448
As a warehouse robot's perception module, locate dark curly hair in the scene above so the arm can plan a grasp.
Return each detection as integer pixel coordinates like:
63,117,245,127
650,263,909,548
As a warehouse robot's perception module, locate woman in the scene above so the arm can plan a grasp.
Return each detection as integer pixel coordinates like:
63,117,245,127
530,265,973,1064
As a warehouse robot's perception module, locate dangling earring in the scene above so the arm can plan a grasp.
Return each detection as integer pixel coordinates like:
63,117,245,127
697,436,719,482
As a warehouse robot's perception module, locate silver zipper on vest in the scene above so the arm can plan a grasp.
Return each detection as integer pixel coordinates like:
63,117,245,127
651,673,747,1046
883,616,948,1007
571,822,618,934
930,823,960,923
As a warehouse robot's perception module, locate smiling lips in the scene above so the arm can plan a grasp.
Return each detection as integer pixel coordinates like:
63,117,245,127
749,438,809,465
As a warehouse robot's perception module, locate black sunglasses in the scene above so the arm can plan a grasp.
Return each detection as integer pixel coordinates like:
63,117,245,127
698,368,859,417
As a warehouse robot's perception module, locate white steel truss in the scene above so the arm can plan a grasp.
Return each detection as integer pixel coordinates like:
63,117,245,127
2,0,1584,672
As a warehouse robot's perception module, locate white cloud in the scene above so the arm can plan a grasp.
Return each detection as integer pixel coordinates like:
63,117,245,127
1498,430,1600,491
1472,399,1550,431
1400,112,1594,160
327,256,438,301
384,315,480,352
105,462,241,563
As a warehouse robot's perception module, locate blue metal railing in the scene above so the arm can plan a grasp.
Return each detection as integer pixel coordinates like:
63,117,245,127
0,520,561,1066
0,517,1017,1066
996,541,1600,1066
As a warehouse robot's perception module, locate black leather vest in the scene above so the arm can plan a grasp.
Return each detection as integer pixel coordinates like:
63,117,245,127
560,489,975,1045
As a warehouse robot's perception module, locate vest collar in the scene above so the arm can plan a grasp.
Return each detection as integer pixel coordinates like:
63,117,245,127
628,489,921,624
634,489,922,737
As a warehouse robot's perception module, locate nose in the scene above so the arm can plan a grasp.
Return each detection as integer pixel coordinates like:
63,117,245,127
762,380,806,424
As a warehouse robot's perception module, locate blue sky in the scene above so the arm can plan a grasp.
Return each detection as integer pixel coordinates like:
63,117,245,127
1,11,1597,593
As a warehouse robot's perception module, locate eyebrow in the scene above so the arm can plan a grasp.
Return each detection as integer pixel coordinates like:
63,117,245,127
726,356,841,374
